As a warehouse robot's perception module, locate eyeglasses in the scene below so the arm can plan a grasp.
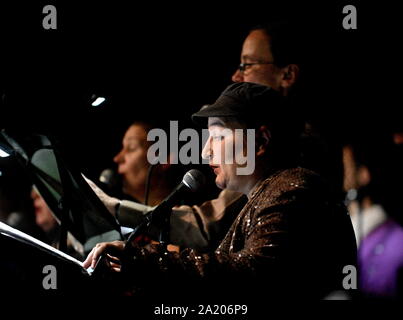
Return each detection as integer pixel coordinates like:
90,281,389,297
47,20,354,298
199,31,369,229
238,62,274,72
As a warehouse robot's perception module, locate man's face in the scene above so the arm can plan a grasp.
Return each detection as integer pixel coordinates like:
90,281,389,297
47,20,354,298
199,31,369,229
114,124,150,199
202,117,251,192
232,29,283,90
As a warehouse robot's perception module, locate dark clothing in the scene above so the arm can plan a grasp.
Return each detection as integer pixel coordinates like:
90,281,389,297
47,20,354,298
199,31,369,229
122,168,357,300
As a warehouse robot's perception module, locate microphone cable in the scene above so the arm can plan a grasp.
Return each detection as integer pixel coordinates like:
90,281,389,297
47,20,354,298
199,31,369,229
144,163,156,206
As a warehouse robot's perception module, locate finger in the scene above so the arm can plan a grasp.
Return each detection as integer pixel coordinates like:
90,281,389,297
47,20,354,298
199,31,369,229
91,243,107,269
83,248,95,269
112,266,121,272
106,254,121,265
109,262,121,269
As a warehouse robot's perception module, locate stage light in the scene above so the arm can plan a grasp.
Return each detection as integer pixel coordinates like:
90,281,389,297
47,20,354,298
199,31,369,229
0,148,10,158
91,97,106,107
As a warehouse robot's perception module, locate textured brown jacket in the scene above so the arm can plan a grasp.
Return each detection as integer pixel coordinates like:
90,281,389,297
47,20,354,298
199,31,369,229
123,167,357,300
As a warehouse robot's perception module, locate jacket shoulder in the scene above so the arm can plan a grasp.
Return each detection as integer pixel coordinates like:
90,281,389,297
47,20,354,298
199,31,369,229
266,167,325,192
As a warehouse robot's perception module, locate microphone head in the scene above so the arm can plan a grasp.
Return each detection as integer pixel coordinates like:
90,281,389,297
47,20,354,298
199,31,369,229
99,168,119,188
182,169,206,192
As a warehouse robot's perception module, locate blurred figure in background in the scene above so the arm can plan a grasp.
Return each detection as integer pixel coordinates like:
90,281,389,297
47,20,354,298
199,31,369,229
31,188,58,243
342,135,403,299
31,188,84,257
112,121,179,206
0,164,46,240
30,188,64,249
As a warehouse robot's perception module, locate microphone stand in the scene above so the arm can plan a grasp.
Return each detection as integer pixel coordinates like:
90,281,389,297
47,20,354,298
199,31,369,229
121,197,172,274
121,168,204,273
144,164,156,206
117,169,204,288
124,203,172,251
157,209,171,252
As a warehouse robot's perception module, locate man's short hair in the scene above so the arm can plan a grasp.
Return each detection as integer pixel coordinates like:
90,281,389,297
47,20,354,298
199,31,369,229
193,82,304,168
250,21,304,68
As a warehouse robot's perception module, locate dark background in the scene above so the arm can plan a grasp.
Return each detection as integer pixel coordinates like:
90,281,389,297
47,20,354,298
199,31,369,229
0,1,400,179
1,2,402,301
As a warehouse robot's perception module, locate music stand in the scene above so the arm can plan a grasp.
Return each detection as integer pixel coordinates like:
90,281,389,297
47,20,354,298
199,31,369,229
0,130,123,254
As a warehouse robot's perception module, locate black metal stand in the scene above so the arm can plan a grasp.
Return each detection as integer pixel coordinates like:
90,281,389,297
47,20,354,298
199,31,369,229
123,203,172,258
50,138,73,254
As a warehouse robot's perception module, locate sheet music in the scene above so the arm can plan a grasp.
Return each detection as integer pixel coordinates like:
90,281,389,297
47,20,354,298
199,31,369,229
0,221,91,275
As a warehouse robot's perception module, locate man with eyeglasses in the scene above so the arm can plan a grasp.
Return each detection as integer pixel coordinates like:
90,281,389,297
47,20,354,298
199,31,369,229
231,22,301,96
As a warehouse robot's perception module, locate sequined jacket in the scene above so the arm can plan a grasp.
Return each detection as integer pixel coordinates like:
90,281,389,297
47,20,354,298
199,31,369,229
124,167,357,300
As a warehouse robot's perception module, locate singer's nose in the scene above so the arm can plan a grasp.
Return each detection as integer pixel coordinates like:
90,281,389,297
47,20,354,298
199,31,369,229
201,137,212,160
113,149,124,164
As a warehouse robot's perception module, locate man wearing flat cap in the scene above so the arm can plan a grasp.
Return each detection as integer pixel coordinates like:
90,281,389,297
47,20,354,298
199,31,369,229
89,21,338,255
85,82,357,300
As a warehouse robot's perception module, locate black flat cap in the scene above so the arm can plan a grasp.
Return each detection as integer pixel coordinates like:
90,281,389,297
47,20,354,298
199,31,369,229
192,82,285,126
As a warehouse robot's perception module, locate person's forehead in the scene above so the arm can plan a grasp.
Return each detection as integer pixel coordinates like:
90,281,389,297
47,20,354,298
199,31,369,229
208,117,226,128
207,117,245,130
124,124,147,142
242,29,272,61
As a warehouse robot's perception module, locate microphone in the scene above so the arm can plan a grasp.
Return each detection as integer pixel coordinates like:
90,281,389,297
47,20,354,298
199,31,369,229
99,168,119,189
148,169,206,224
98,168,122,197
125,169,206,245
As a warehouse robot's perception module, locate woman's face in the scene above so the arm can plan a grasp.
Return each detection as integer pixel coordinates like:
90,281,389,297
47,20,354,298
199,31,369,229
202,117,253,193
113,124,151,199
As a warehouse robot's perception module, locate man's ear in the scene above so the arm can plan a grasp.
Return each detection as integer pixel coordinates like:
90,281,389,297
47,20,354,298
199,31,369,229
256,125,271,156
280,64,299,89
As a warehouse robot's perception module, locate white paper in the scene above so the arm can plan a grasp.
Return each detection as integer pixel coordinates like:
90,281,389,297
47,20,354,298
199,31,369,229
0,221,91,274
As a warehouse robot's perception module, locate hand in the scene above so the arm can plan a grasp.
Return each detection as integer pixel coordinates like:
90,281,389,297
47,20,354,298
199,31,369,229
83,175,120,217
83,240,125,270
